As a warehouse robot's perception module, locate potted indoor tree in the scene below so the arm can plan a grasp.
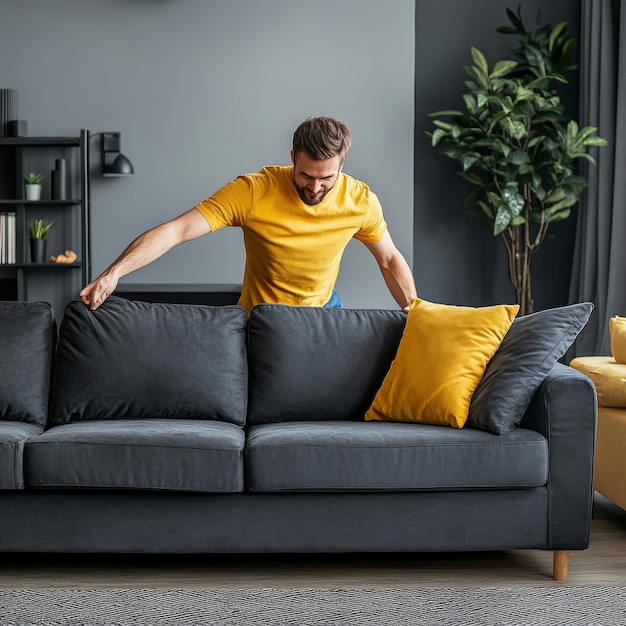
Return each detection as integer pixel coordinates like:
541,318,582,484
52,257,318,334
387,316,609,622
425,7,607,315
24,172,44,201
29,218,53,263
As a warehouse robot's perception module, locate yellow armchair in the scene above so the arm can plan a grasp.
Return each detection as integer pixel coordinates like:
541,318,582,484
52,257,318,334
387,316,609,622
571,316,626,511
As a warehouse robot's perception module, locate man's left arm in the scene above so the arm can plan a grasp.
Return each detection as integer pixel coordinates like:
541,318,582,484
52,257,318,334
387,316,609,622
365,230,417,312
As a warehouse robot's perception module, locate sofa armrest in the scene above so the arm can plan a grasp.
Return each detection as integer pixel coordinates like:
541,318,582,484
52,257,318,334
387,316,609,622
520,362,597,549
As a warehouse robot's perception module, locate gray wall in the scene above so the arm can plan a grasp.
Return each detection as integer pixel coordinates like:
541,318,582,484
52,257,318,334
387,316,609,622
1,0,584,313
415,0,581,310
0,0,414,310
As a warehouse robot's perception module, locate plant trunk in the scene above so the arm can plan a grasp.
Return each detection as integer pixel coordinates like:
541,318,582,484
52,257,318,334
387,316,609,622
503,225,533,316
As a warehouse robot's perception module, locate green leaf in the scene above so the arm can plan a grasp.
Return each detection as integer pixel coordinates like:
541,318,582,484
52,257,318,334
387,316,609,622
507,150,530,165
503,118,527,140
476,93,488,109
545,187,566,203
548,22,568,53
428,110,464,118
463,94,479,113
550,209,572,221
567,120,580,139
490,60,518,78
471,47,489,76
524,44,546,75
545,197,577,216
459,171,484,186
573,125,600,142
504,6,526,34
462,154,480,171
497,26,519,35
502,184,525,217
583,136,609,147
576,153,598,165
494,205,513,235
477,200,495,218
431,128,447,147
514,85,535,102
561,36,576,62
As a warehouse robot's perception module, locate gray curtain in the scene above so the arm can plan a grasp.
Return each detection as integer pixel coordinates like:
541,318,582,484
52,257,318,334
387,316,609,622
570,0,626,356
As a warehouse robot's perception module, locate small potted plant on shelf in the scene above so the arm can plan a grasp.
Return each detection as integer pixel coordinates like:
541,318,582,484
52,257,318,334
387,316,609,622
24,172,44,201
29,218,53,263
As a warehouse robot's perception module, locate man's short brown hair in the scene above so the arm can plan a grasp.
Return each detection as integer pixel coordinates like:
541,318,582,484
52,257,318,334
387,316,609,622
292,116,352,162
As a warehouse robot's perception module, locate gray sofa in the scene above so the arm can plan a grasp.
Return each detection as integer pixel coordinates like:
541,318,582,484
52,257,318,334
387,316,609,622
0,297,597,581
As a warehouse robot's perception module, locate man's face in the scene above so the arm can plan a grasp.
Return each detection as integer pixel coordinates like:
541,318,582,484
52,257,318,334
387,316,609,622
291,150,343,205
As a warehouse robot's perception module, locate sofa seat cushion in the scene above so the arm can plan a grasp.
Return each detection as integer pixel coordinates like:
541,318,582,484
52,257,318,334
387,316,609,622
245,421,548,492
50,298,247,426
0,422,44,489
24,419,245,492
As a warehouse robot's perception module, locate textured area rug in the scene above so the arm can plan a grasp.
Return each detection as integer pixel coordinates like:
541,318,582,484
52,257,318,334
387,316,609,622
1,586,625,626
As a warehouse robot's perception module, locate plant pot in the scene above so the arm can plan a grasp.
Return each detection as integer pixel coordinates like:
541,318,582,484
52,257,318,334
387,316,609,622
25,184,42,201
30,238,47,264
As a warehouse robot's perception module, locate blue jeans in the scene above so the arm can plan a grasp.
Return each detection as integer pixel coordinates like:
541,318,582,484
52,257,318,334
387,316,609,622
324,289,343,308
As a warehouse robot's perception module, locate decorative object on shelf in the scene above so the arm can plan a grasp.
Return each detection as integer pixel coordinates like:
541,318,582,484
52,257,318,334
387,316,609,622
24,172,44,201
7,120,27,136
29,218,53,263
101,132,134,176
0,88,17,137
51,158,68,200
0,211,16,264
425,7,608,316
50,249,77,264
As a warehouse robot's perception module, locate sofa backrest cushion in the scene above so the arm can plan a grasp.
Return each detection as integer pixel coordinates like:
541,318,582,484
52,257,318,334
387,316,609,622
50,297,247,425
246,305,406,425
0,301,56,426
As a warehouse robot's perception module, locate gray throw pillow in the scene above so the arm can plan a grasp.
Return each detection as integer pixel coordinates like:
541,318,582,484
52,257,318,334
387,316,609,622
468,302,594,435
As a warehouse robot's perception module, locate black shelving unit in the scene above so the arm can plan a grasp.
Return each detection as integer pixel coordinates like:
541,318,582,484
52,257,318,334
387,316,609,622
0,130,90,315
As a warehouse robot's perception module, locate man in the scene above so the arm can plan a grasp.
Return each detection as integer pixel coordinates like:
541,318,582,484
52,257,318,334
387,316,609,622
80,116,417,312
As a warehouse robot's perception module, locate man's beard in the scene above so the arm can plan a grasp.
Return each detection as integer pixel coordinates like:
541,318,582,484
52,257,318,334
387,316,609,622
294,183,332,206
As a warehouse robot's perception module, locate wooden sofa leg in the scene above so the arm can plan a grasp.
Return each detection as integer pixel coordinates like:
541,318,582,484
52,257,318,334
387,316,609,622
553,550,570,581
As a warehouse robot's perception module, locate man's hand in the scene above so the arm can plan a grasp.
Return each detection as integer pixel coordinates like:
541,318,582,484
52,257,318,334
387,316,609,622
80,273,119,310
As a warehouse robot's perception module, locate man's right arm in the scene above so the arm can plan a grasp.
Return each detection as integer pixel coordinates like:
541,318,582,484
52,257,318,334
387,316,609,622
80,207,211,310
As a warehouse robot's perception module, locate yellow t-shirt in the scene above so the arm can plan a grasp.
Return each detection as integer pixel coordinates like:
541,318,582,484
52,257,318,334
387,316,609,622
195,166,387,313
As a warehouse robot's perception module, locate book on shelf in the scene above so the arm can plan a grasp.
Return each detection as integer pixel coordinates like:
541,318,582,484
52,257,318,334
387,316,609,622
0,212,16,264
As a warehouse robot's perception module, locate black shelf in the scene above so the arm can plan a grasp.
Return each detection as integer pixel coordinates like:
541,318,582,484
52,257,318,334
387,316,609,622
0,263,82,269
0,199,81,205
0,137,81,147
0,130,90,314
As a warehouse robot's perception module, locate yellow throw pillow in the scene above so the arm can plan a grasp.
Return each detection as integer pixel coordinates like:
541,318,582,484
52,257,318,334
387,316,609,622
610,316,626,364
365,298,519,428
